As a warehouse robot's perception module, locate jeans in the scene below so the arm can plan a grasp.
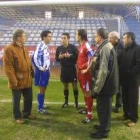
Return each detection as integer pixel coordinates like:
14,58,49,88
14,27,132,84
12,87,33,119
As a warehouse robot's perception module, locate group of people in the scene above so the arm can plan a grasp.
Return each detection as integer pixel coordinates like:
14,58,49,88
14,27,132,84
3,28,140,139
56,30,94,124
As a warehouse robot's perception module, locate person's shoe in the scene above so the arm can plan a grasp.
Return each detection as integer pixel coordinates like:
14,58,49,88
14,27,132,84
23,114,36,119
113,107,121,113
78,109,86,115
16,118,26,124
82,117,92,124
26,115,36,120
61,102,69,108
90,132,108,139
42,104,47,109
74,103,79,110
93,124,101,130
117,116,129,121
126,121,136,127
38,109,47,115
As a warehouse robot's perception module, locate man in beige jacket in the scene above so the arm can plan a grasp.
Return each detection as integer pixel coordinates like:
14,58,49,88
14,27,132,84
3,29,36,124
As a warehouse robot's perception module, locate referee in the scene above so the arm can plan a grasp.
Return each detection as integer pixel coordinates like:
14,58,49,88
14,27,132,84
55,33,79,109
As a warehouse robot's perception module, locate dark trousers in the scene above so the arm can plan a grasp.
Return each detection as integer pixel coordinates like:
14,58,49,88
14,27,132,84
97,95,113,134
122,86,139,123
115,86,122,108
12,87,33,119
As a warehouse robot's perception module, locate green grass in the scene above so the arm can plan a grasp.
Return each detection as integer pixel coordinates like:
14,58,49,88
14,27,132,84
0,78,140,140
0,78,84,102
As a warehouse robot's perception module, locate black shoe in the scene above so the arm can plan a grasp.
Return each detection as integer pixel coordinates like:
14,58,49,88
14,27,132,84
75,103,79,110
78,109,86,115
93,124,101,130
90,132,108,139
113,107,121,113
61,102,69,108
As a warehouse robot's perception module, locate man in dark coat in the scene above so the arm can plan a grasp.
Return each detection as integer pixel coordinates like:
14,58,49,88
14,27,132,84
118,32,140,127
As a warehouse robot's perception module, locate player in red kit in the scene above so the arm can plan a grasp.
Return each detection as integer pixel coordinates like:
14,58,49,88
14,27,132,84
76,29,94,123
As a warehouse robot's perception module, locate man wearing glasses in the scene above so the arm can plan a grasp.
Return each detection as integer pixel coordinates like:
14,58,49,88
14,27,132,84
91,28,119,139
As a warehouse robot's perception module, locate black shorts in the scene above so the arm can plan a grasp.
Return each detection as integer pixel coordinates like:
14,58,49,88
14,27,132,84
60,65,77,83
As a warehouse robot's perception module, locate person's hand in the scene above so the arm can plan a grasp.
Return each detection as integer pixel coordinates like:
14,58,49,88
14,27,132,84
39,67,46,72
81,69,88,74
65,52,72,58
59,53,65,59
13,81,18,87
91,91,98,99
14,83,18,87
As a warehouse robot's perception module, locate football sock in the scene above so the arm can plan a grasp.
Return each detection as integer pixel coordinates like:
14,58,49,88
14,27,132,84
74,89,78,105
37,93,44,110
64,89,69,104
84,96,87,112
86,96,93,119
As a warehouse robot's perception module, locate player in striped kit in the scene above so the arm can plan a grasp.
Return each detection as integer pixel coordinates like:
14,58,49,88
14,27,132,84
32,30,52,115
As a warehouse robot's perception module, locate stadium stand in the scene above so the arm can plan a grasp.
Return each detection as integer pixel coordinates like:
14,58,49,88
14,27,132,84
0,5,140,47
0,17,118,46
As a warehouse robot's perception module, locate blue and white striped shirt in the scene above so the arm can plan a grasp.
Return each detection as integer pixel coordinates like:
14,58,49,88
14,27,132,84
33,41,50,70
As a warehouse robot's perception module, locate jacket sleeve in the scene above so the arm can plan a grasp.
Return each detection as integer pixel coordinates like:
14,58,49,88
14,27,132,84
3,47,17,86
93,45,111,94
131,46,140,74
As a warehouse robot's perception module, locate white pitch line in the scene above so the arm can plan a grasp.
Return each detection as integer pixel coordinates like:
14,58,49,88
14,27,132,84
2,99,140,105
0,100,85,105
0,100,118,105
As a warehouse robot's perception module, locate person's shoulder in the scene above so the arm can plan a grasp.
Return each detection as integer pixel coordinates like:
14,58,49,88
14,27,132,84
69,43,76,48
136,43,140,48
131,43,140,54
117,41,123,49
56,45,63,49
37,42,44,49
84,42,91,50
104,41,113,50
4,43,14,52
135,43,140,52
133,42,140,49
85,42,90,47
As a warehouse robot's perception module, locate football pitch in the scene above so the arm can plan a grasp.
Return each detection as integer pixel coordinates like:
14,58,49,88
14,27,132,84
0,78,140,140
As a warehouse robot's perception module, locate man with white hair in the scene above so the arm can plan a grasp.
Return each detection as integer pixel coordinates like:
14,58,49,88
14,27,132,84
108,31,123,113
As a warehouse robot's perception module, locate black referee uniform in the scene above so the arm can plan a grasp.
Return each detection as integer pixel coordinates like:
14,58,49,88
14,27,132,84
55,43,78,108
55,43,78,83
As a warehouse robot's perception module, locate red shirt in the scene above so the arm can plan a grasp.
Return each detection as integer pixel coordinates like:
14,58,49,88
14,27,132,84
77,41,94,70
